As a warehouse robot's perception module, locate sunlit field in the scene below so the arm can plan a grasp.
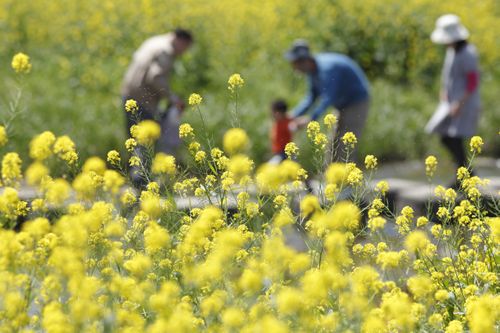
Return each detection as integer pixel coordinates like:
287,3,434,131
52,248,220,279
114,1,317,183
0,1,499,332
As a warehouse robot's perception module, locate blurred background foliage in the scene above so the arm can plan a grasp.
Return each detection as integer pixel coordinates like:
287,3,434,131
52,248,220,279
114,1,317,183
0,0,499,168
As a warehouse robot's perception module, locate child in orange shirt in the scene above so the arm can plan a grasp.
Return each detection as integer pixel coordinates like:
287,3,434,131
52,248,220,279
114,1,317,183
269,99,293,164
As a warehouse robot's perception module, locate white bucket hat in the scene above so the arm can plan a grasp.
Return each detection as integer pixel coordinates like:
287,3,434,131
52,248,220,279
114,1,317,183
431,14,469,44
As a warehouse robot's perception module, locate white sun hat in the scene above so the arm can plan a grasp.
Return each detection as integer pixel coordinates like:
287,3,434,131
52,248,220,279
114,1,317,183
431,14,470,44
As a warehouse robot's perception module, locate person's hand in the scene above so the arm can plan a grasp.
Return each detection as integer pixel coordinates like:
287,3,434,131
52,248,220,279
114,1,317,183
440,90,448,102
450,101,461,117
292,116,311,130
175,100,186,112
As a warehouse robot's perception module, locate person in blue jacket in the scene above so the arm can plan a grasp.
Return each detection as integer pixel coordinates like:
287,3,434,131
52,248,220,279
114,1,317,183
286,39,370,162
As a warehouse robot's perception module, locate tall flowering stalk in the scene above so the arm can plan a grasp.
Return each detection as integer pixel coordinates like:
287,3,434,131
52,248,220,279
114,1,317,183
188,92,212,148
228,73,244,127
3,53,32,137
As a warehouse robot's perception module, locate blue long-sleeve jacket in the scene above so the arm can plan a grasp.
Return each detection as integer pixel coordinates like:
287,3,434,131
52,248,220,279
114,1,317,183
292,53,370,120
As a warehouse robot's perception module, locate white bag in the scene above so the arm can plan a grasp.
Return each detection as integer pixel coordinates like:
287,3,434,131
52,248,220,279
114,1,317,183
425,101,450,134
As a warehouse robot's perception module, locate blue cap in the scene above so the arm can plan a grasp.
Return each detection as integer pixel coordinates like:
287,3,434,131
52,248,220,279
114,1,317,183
284,39,312,61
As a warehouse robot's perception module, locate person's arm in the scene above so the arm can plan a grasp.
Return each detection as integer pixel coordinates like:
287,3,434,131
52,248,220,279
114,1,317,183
440,50,451,102
292,78,318,118
310,93,335,121
310,72,340,121
450,52,479,117
439,67,447,102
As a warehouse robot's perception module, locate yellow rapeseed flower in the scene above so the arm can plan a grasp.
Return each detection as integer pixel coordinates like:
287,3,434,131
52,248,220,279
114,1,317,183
222,308,245,329
245,202,259,218
83,158,106,177
404,230,430,253
313,133,328,150
1,152,22,185
23,217,51,239
276,287,304,315
30,131,56,161
347,166,363,186
300,194,321,216
416,216,429,227
325,183,339,200
120,189,137,206
179,123,194,139
306,121,321,139
273,195,287,207
0,187,28,219
407,275,435,300
228,154,253,182
188,142,200,154
128,156,141,167
255,163,283,193
133,120,161,146
469,136,483,154
188,93,203,106
328,201,361,231
428,313,444,329
445,320,463,333
125,138,137,152
141,196,162,219
466,294,499,333
376,250,407,269
194,150,206,163
123,254,152,279
11,52,32,73
124,99,139,114
456,167,470,181
151,153,176,175
368,216,386,232
106,150,121,166
284,142,299,158
341,132,357,148
273,208,293,227
375,180,389,195
238,268,262,294
223,128,249,156
144,221,170,254
425,155,438,177
25,162,49,186
103,170,125,194
364,155,378,169
323,113,337,129
228,73,244,91
53,136,78,165
325,163,348,186
0,125,8,147
45,178,71,206
434,289,449,302
72,171,102,200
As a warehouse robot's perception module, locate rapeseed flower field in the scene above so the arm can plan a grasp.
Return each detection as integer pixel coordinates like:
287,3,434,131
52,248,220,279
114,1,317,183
1,0,499,162
0,54,498,332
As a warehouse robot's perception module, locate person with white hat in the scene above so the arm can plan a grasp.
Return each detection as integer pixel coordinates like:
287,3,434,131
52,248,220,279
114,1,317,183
427,14,481,182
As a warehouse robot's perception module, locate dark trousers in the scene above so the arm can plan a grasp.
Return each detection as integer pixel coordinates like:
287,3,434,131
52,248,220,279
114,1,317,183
440,136,467,168
440,135,476,187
